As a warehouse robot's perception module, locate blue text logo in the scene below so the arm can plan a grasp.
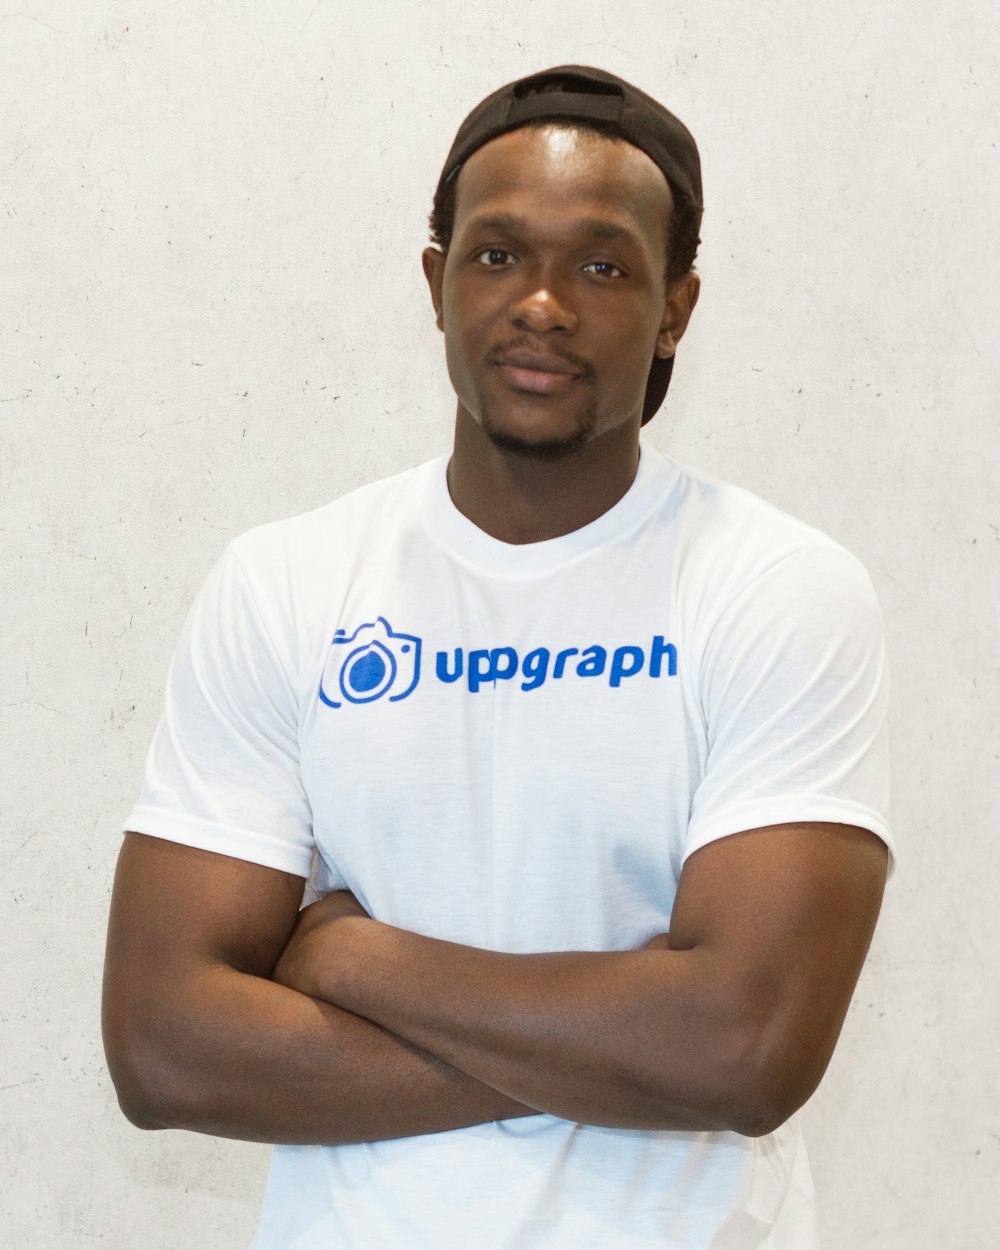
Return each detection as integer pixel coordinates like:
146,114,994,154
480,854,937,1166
319,623,677,708
435,636,677,694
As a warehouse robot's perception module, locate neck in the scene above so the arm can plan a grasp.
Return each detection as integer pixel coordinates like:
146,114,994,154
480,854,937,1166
446,409,642,544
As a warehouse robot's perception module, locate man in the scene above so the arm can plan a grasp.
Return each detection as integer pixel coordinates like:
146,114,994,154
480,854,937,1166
103,66,893,1249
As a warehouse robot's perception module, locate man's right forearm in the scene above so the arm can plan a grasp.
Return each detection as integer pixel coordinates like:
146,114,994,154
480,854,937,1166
103,834,537,1145
105,961,536,1145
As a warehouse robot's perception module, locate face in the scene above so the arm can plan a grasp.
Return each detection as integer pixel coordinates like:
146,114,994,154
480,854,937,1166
423,125,698,459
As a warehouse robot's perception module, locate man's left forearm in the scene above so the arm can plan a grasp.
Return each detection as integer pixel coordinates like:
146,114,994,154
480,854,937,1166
274,824,887,1137
276,909,744,1132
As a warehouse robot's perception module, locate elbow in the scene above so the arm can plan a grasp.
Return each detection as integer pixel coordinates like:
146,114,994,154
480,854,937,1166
649,1008,821,1138
724,1097,797,1139
679,1073,803,1140
715,1030,826,1139
630,1053,804,1138
106,1058,172,1131
655,1085,801,1141
115,1085,168,1132
105,1040,173,1131
102,1008,183,1132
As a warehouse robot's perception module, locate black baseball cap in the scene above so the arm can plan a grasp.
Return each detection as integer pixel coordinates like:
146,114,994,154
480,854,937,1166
434,66,703,424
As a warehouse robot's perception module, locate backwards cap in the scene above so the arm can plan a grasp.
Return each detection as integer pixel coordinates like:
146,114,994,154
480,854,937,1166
435,65,703,423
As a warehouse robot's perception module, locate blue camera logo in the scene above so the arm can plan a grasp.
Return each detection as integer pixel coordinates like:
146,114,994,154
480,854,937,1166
319,617,422,708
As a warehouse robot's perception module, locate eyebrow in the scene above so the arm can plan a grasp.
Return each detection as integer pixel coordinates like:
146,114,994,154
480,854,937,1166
463,212,644,248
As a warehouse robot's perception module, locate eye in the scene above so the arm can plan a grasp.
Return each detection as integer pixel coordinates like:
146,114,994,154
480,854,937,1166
474,248,517,266
582,260,625,279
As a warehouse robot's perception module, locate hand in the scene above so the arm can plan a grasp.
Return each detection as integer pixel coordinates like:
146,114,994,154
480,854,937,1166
299,888,370,929
272,890,371,999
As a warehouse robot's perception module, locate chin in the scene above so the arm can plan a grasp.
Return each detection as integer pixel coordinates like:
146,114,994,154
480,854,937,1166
477,398,597,462
482,422,591,461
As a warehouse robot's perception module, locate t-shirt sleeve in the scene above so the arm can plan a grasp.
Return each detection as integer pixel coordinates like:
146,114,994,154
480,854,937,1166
124,541,314,877
685,540,894,868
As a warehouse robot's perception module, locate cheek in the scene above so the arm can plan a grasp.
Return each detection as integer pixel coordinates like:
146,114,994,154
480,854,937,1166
441,295,493,375
599,316,653,370
442,323,484,404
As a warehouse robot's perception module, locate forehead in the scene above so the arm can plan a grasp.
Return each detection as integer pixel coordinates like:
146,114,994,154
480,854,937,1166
452,125,673,253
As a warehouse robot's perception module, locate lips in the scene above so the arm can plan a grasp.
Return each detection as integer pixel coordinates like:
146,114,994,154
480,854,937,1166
497,349,580,375
494,349,583,394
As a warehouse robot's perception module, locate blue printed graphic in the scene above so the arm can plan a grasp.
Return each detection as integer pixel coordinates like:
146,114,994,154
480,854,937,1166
319,618,422,708
434,636,677,693
319,620,677,709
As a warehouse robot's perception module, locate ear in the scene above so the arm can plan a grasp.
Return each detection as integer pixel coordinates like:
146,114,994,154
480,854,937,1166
422,247,446,332
655,271,701,359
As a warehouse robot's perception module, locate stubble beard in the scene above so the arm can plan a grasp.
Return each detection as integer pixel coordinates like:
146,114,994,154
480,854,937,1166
476,394,599,462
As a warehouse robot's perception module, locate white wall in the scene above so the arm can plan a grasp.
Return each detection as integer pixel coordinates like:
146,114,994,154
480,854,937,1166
3,2,998,1246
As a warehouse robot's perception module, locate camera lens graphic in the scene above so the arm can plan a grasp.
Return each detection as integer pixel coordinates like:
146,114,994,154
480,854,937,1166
348,649,388,693
319,619,421,709
339,641,407,703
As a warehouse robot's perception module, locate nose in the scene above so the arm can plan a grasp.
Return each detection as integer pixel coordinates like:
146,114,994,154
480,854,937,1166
509,272,578,335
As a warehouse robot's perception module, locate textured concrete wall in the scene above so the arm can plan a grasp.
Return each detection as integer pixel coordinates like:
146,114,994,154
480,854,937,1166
3,2,998,1246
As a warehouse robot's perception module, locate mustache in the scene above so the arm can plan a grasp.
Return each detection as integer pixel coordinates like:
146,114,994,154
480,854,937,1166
490,341,594,379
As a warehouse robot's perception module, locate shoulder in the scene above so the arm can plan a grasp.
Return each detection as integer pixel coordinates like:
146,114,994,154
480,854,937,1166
224,457,443,589
646,445,881,627
654,445,852,566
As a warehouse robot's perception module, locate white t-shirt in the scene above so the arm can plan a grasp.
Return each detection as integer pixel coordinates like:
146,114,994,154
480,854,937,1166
126,441,893,1250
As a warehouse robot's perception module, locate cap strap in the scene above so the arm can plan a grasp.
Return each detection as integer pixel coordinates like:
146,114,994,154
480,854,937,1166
505,91,624,126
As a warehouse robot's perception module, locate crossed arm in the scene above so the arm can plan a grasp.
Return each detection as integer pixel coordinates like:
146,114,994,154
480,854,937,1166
102,822,887,1145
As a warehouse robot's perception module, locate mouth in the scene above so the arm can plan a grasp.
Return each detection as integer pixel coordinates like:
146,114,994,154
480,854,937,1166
494,351,584,395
